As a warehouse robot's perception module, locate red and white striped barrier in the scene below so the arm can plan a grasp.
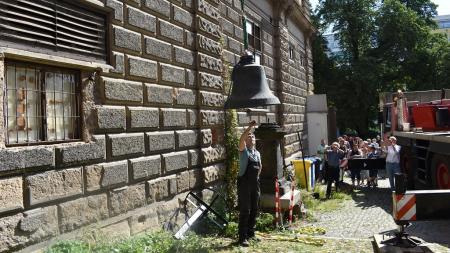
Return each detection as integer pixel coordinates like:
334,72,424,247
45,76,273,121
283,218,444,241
393,193,417,221
288,179,295,226
274,177,281,227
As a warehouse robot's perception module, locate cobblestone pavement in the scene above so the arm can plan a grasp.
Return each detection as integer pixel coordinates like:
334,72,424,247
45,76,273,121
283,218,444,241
311,177,450,249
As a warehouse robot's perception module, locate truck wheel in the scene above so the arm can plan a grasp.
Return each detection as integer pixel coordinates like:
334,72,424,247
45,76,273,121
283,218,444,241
431,154,450,189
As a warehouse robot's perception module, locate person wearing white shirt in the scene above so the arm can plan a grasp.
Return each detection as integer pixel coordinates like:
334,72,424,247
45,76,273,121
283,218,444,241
384,136,401,190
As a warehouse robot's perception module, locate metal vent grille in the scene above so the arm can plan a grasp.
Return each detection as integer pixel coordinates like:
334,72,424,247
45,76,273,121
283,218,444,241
0,0,107,62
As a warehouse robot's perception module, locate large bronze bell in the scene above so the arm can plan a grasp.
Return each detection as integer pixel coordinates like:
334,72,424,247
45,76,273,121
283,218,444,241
224,54,281,109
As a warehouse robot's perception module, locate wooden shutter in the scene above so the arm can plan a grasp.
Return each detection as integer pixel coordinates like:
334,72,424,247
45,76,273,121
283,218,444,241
0,0,107,63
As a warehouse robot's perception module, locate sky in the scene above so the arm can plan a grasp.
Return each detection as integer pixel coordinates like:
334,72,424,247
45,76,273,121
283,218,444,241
309,0,450,16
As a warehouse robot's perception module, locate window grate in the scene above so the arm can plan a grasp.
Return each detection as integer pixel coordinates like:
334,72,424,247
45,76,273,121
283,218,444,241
0,0,107,62
5,61,80,145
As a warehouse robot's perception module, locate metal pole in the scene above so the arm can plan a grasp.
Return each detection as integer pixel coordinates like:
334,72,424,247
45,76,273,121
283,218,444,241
240,0,248,50
297,131,309,191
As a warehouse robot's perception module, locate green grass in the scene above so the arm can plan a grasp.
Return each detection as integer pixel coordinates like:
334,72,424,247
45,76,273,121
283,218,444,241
301,184,351,215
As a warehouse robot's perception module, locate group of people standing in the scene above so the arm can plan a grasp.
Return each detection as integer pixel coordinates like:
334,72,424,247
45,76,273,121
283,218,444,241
317,135,401,198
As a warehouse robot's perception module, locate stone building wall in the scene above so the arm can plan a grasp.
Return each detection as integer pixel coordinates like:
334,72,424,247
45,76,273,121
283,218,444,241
0,0,314,251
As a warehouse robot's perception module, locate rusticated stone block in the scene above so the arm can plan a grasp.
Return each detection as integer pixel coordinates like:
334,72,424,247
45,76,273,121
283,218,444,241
106,0,123,22
147,131,175,152
203,163,225,184
174,46,195,66
20,206,58,242
201,110,224,126
176,130,198,148
199,72,223,90
128,107,159,129
113,26,141,52
201,146,225,164
96,105,126,130
199,53,222,72
187,109,198,127
110,51,124,74
127,6,156,33
228,36,241,54
201,129,212,146
161,108,186,127
109,184,146,216
103,77,143,103
200,91,224,107
197,34,222,55
176,88,196,105
129,207,159,235
159,20,184,44
144,0,170,18
56,135,105,166
145,36,171,60
0,214,26,251
220,17,233,35
197,16,220,38
146,83,174,105
130,155,161,180
26,168,83,205
108,133,145,157
189,149,200,167
85,161,128,192
146,177,169,203
185,30,196,48
186,69,196,87
222,49,236,64
177,171,190,193
226,6,240,24
161,64,185,85
59,194,108,232
198,0,219,21
0,177,23,213
263,41,273,55
173,4,193,27
189,168,203,188
163,151,188,172
128,56,158,80
0,146,54,172
101,220,131,238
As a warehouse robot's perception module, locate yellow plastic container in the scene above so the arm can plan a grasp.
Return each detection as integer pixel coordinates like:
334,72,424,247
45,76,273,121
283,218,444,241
292,159,312,190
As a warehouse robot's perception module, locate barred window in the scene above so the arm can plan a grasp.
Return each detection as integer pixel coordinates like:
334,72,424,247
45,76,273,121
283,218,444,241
5,62,80,145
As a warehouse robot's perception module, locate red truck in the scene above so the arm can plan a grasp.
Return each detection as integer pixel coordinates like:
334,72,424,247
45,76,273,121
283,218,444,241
381,89,450,190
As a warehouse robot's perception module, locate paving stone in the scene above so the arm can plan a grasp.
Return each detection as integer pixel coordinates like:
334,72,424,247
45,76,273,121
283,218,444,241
145,36,172,60
146,131,175,152
0,177,23,213
59,194,108,232
128,106,159,129
109,184,146,216
26,168,83,205
114,26,141,52
130,155,161,180
127,6,156,33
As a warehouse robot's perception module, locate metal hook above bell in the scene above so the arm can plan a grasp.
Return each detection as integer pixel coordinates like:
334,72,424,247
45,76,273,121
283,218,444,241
224,54,281,109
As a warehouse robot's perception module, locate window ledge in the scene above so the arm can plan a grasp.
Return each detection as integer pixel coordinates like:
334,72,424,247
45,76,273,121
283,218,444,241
0,47,113,73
